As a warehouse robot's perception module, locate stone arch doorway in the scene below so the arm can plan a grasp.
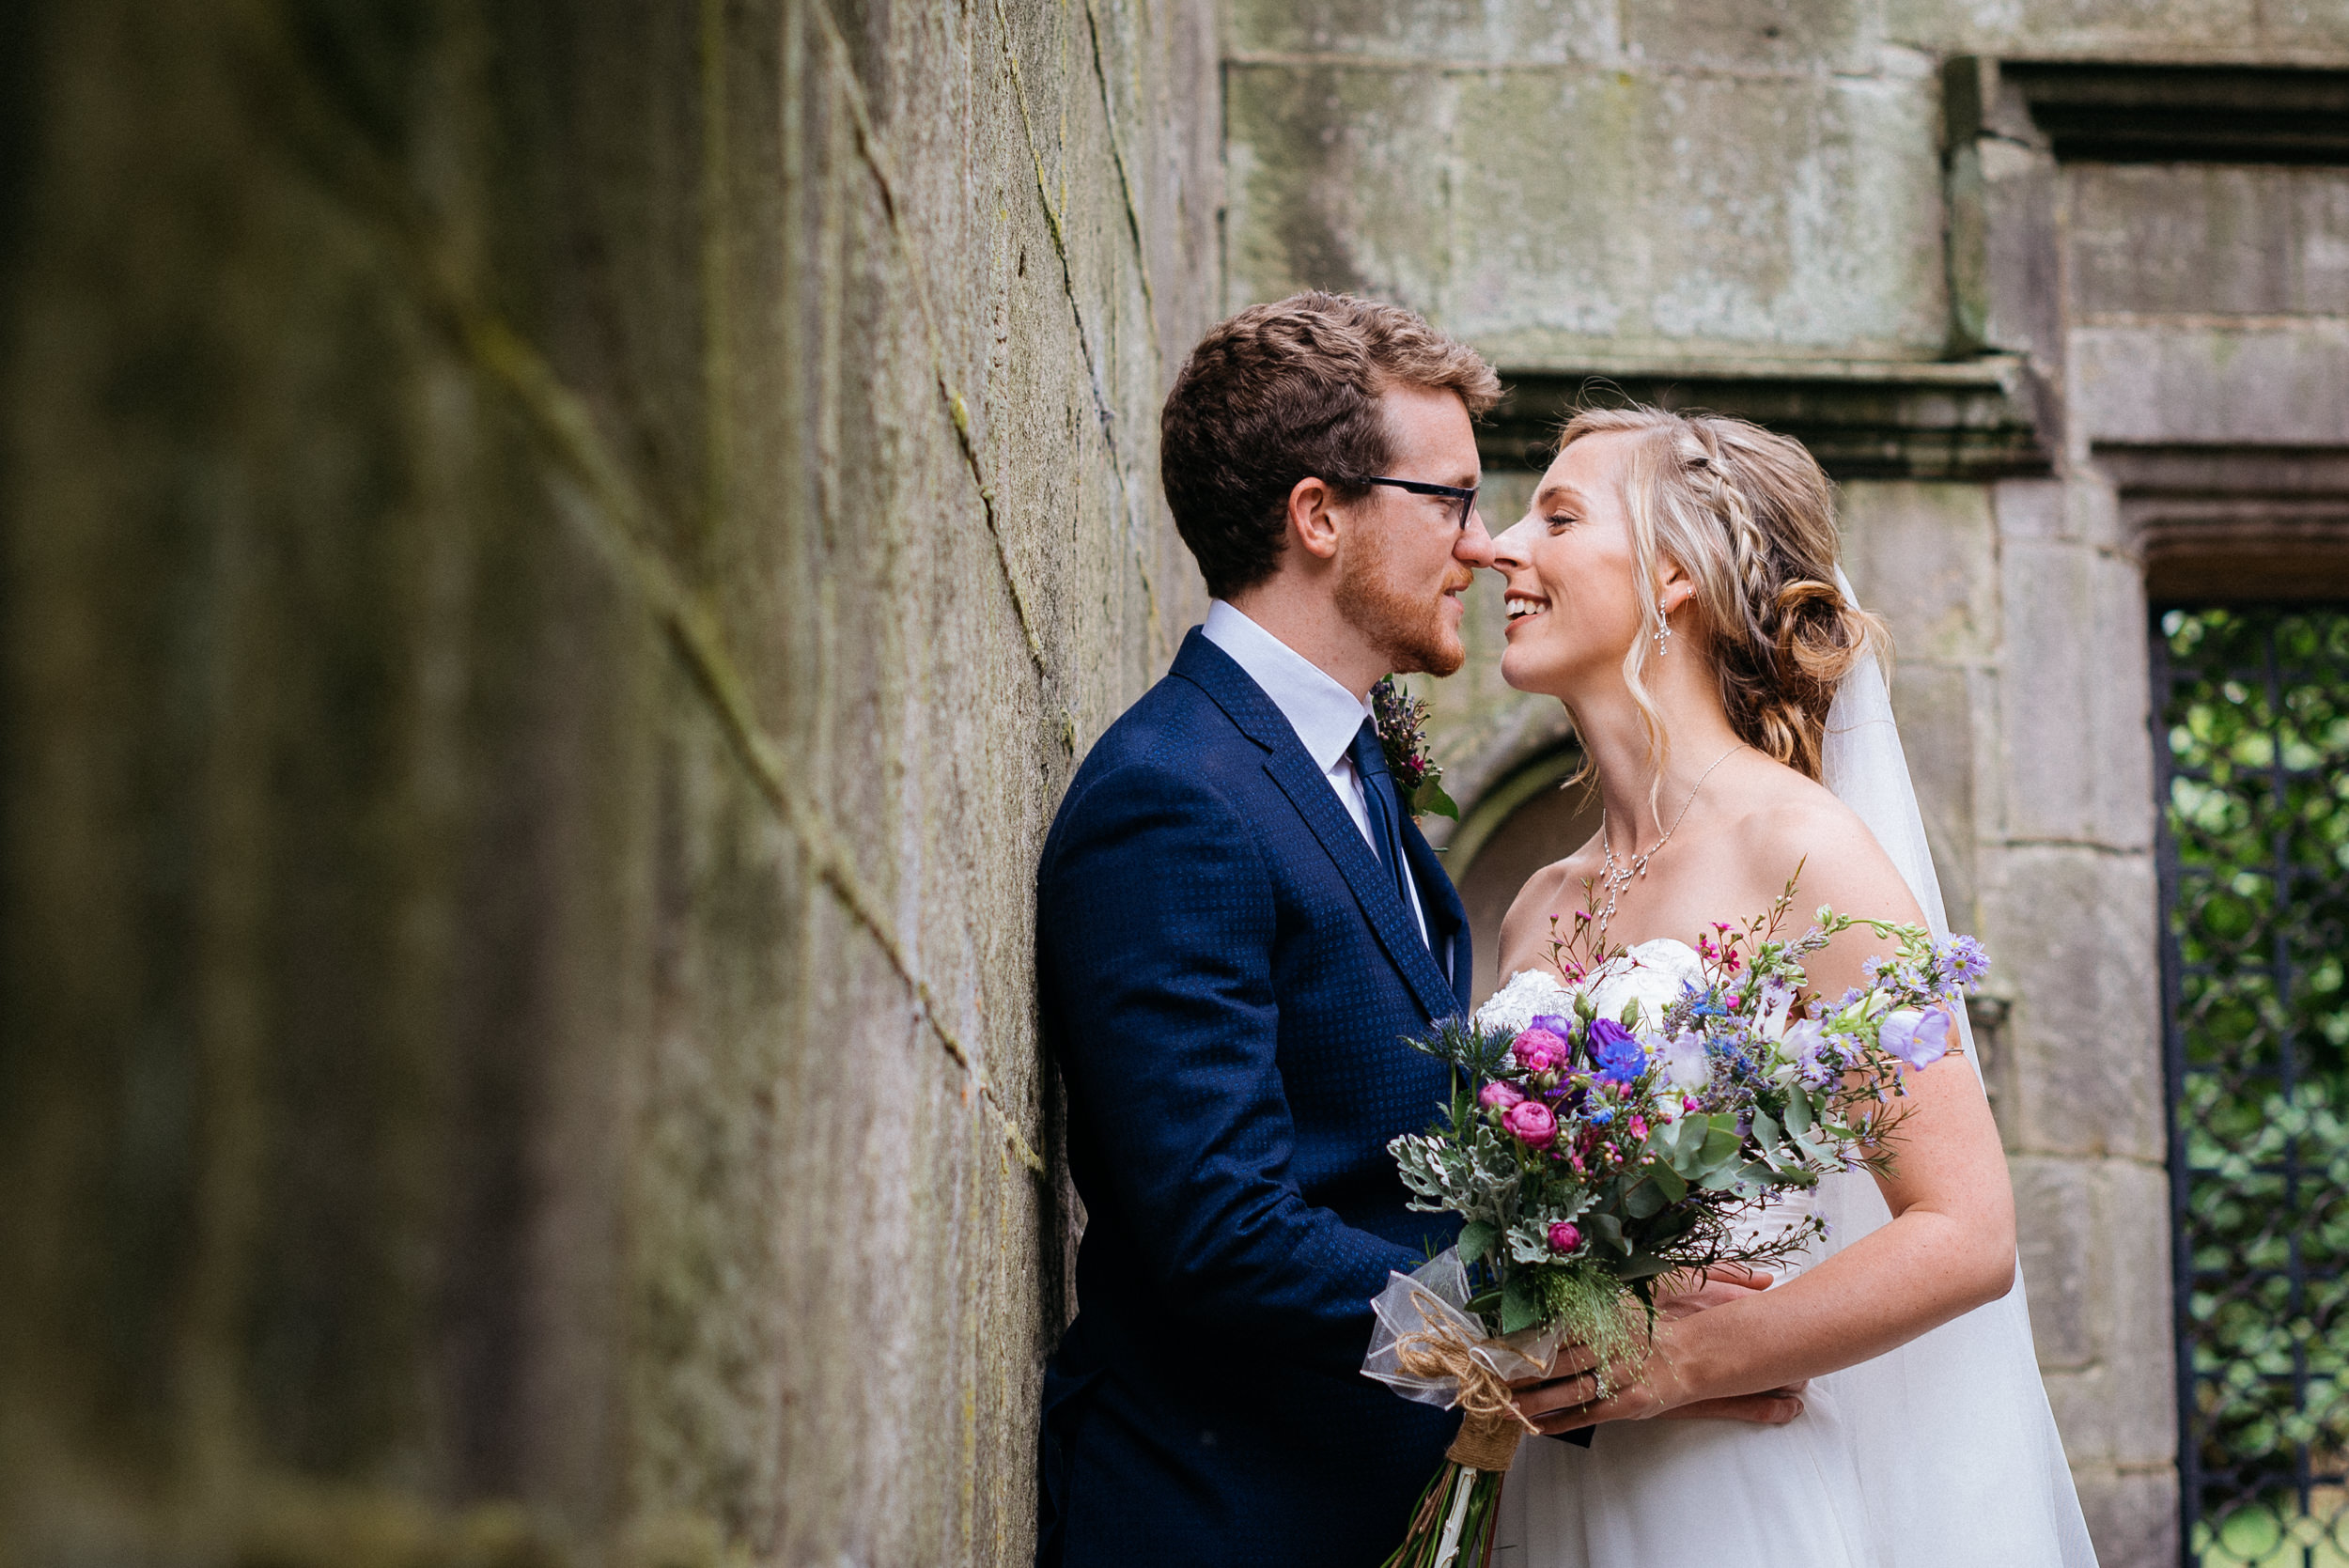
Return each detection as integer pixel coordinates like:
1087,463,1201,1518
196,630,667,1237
1448,743,1603,1008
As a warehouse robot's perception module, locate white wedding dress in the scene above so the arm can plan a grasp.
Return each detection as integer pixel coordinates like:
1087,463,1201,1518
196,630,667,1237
1482,587,2099,1568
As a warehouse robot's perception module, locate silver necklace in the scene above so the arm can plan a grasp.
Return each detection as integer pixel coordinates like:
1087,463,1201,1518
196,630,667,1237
1594,743,1746,941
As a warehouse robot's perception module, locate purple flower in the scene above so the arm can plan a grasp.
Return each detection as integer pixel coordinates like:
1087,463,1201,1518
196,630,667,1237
1662,1031,1712,1092
1512,1027,1569,1075
1479,1079,1527,1111
1781,1017,1834,1087
1502,1099,1558,1150
1943,936,1991,990
1587,1017,1646,1083
1879,1007,1953,1070
1530,1013,1573,1037
1548,1221,1582,1253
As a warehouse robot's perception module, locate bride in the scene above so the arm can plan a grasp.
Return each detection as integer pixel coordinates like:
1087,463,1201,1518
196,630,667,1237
1477,406,2097,1566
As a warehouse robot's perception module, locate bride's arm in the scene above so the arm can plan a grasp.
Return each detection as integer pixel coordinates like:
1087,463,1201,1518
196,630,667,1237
1517,810,2019,1432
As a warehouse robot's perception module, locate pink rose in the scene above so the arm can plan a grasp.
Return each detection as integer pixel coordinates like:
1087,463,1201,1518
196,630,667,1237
1548,1221,1582,1253
1511,1027,1569,1074
1502,1099,1557,1151
1478,1079,1527,1111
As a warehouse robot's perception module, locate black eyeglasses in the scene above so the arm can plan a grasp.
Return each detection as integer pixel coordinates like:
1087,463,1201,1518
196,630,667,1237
1339,474,1480,531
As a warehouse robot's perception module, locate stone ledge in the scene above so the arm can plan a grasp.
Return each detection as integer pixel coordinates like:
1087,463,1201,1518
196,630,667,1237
1479,356,2053,480
2096,442,2349,601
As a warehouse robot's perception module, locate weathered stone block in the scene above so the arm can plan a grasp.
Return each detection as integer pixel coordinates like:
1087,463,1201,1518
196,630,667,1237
2259,0,2349,49
1224,63,1459,312
1447,69,1950,362
2013,1156,2097,1370
2100,1159,2179,1467
1993,477,2065,541
1995,541,2155,849
1841,481,2000,662
1979,846,2164,1161
2072,1464,2183,1568
2073,320,2349,447
1622,0,1883,71
1884,0,2254,56
1888,660,1983,932
2069,163,2349,318
2030,1157,2177,1468
1947,135,2062,365
1228,0,1619,63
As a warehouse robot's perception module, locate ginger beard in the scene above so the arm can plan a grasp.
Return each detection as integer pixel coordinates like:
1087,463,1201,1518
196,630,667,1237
1334,510,1470,678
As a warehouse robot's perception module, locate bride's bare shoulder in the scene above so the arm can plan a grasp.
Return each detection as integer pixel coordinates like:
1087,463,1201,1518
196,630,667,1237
1498,840,1604,966
1724,766,1923,924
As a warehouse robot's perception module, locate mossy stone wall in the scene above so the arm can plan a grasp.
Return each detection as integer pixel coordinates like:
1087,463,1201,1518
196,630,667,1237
0,3,1213,1563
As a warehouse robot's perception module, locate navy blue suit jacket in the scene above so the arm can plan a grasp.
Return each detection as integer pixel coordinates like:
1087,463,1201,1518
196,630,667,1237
1034,629,1473,1567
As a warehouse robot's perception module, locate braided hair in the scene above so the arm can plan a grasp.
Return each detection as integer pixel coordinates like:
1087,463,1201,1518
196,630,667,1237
1557,405,1885,782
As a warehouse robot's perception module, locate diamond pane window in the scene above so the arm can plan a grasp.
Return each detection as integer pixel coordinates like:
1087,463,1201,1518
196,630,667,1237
2155,607,2349,1568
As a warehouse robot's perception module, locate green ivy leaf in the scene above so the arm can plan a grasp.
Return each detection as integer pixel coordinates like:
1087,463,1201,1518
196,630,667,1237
1414,778,1460,820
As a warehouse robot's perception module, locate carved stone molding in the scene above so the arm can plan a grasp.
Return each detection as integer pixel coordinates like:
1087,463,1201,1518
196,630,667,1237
1953,59,2349,166
1479,356,2053,481
2101,443,2349,602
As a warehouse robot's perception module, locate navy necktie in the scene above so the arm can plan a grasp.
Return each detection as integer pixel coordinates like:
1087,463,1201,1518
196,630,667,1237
1350,719,1418,926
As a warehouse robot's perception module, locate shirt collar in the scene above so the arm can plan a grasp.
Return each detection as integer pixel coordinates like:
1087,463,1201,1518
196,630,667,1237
1201,600,1374,772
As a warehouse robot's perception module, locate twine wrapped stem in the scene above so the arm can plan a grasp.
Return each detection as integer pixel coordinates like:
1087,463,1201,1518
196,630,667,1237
1391,1297,1541,1474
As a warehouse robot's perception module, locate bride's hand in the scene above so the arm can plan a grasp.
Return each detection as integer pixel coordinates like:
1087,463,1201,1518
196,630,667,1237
1509,1266,1791,1431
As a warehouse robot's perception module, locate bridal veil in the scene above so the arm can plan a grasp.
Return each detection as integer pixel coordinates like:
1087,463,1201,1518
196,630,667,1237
1809,570,2099,1566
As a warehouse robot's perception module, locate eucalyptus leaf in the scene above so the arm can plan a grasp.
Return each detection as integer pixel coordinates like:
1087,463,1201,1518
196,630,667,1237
1501,1271,1542,1333
1783,1092,1813,1136
1647,1163,1688,1204
1624,1179,1666,1219
1458,1219,1499,1263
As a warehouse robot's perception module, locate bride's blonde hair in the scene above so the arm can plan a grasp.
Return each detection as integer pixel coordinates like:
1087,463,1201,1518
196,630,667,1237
1558,405,1886,784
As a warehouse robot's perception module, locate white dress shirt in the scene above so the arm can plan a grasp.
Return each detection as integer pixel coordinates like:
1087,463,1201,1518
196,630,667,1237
1202,600,1432,949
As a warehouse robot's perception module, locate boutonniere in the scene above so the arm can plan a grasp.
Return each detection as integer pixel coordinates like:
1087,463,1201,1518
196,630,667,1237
1371,676,1458,821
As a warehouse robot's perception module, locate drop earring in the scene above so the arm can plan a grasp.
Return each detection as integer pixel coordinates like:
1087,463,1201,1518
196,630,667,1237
1655,597,1672,657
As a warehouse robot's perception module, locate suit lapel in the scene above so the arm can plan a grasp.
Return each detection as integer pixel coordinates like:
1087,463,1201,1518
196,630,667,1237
1402,819,1474,1015
1258,748,1465,1023
1173,630,1464,1024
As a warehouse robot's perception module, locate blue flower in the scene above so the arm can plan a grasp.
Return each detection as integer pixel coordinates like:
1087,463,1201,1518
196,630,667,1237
1587,1017,1647,1083
1588,1105,1615,1126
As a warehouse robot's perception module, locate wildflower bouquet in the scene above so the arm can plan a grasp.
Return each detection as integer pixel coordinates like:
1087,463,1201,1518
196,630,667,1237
1362,881,1989,1568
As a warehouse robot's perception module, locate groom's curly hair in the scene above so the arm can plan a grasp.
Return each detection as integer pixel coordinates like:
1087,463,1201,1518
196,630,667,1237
1160,293,1501,599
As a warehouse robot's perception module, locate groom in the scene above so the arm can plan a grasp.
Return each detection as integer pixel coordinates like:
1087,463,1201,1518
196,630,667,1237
1033,293,1502,1566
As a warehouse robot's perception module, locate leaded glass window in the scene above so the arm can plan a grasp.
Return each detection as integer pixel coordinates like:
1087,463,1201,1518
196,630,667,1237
2155,607,2349,1567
